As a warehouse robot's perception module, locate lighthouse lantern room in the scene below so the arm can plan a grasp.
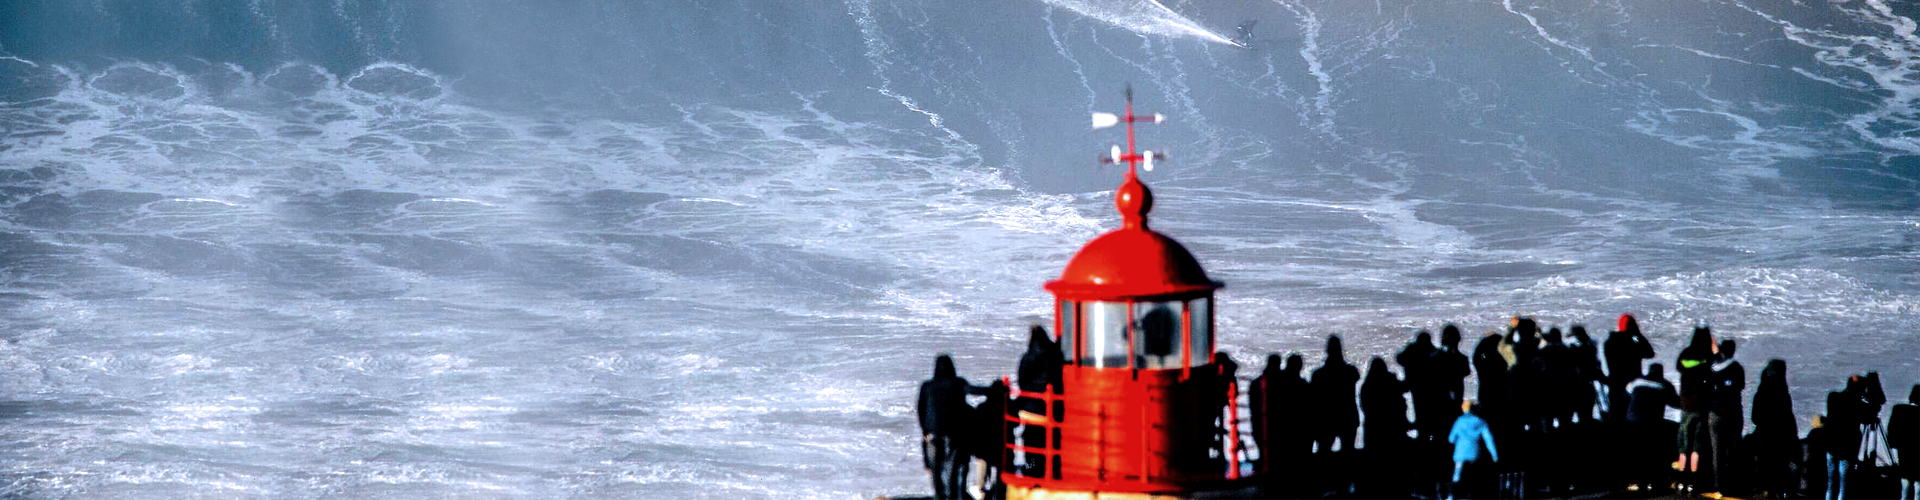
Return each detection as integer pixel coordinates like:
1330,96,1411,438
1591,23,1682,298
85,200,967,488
1003,90,1243,500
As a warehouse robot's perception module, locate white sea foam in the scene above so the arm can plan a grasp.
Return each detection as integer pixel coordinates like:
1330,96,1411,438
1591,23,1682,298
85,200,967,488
1038,0,1238,46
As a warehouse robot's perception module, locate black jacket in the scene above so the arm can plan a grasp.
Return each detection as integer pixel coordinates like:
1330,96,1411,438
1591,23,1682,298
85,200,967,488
1313,359,1361,428
1749,360,1794,438
1626,374,1676,424
1360,358,1409,443
1711,357,1745,414
1605,327,1653,384
919,357,974,437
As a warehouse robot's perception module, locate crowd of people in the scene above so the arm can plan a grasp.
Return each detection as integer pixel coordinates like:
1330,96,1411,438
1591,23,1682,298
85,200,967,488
917,315,1918,500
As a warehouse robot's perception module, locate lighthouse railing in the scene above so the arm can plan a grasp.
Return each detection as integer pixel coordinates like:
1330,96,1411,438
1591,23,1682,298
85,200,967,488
1000,373,1254,488
1002,376,1061,480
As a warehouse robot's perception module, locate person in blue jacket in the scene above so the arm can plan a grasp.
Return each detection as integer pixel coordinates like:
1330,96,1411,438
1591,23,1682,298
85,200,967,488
1447,399,1499,500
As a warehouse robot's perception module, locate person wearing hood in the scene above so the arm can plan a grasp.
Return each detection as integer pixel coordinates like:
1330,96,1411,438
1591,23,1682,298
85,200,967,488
1447,399,1500,500
1312,335,1361,456
1361,356,1411,496
1014,325,1060,478
1675,326,1716,492
918,355,974,500
1016,325,1061,414
1626,363,1678,492
1362,356,1411,454
1708,339,1746,494
1748,359,1798,498
1605,314,1655,423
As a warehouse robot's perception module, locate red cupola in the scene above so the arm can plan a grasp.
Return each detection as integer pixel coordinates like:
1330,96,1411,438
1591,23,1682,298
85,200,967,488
1002,90,1244,500
1045,173,1218,302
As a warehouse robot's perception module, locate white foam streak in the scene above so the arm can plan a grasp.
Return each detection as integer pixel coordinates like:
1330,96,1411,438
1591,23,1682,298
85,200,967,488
1042,7,1099,112
1271,0,1339,139
845,0,971,148
1037,0,1238,46
1732,0,1920,154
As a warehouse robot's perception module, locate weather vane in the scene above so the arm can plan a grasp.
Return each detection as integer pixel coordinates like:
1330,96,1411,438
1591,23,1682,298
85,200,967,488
1092,85,1168,175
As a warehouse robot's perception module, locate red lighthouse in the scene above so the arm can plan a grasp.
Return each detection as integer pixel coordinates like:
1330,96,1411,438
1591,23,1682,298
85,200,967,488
1000,91,1246,500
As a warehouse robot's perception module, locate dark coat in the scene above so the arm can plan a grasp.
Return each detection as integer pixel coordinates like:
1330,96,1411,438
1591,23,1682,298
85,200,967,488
1676,328,1715,413
1472,335,1509,421
1891,399,1916,478
1711,357,1745,414
1016,328,1062,414
1313,358,1362,429
1360,358,1409,448
1749,360,1794,437
919,357,974,437
1626,373,1677,424
1823,391,1863,458
1251,354,1311,459
1605,316,1654,384
973,381,1010,467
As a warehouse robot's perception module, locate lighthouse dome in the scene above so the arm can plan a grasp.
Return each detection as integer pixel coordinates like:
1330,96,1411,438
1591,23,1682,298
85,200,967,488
1044,176,1219,301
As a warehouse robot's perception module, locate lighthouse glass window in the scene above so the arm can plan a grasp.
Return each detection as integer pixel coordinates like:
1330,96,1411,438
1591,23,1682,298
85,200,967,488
1186,297,1211,360
1080,301,1131,368
1132,301,1185,369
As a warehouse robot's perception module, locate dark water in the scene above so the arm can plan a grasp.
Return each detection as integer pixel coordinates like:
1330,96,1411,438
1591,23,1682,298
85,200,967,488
1,0,1916,497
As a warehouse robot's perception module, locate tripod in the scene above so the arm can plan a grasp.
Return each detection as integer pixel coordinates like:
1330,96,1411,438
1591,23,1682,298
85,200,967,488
1864,417,1891,468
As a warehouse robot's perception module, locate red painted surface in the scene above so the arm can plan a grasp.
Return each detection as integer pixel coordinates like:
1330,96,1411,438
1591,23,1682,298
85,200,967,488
1003,365,1243,494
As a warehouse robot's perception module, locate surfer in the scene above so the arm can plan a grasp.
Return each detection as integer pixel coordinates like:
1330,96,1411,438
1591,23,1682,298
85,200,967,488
1231,20,1256,48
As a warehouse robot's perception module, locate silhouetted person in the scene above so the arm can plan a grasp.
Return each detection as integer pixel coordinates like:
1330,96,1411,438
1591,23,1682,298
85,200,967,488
1136,305,1178,368
1363,357,1410,453
1709,339,1745,494
1507,317,1541,369
1424,326,1471,442
1448,399,1500,500
1605,314,1655,423
1536,327,1574,430
1472,334,1510,428
1361,356,1410,495
1017,325,1061,413
1825,386,1864,500
1250,353,1283,474
1015,325,1060,477
1627,363,1678,491
1822,374,1880,500
1313,335,1362,496
919,355,973,500
1749,359,1798,498
1253,353,1310,494
1399,330,1436,383
972,379,1009,499
1567,325,1602,424
1506,318,1542,433
1891,384,1917,500
1400,331,1435,441
1210,351,1241,472
1676,326,1716,492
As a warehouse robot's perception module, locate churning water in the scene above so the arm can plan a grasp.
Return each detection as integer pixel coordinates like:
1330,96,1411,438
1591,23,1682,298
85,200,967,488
1,0,1916,498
